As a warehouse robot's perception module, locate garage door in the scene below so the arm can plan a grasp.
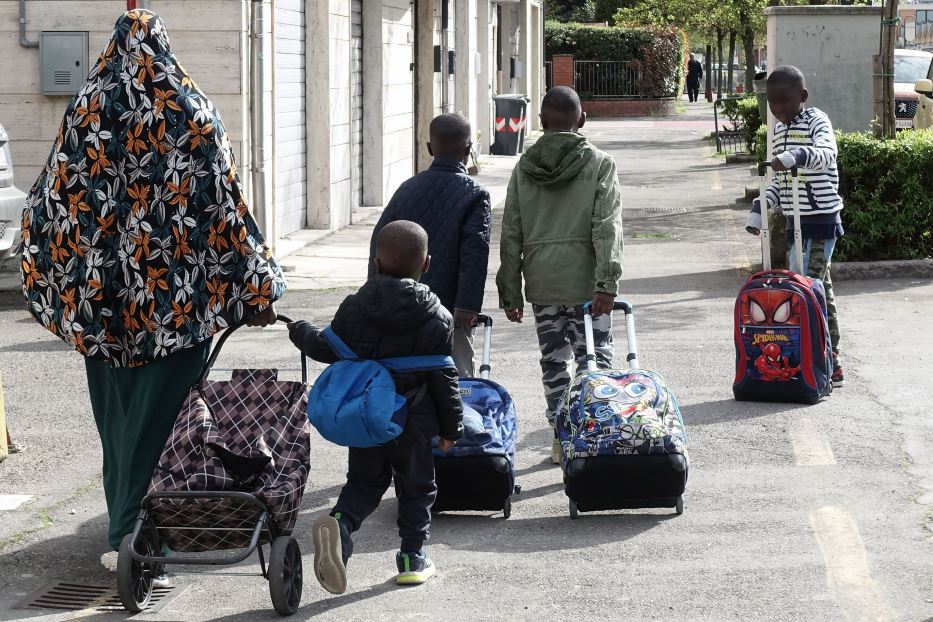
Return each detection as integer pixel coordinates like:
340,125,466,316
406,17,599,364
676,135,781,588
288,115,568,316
274,0,306,236
350,0,363,210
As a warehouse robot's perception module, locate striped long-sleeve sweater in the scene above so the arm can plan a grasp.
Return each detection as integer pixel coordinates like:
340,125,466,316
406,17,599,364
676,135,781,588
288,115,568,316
747,107,845,241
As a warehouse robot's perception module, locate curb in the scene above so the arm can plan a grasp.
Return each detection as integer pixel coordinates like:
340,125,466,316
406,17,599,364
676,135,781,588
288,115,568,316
744,259,933,281
832,258,933,281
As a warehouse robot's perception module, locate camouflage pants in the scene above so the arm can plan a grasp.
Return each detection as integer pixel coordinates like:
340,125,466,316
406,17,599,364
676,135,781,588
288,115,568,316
532,304,614,421
789,238,841,356
769,211,787,269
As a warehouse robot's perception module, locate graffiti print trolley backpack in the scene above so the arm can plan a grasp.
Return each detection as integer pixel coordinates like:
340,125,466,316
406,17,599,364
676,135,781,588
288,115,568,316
733,164,833,404
555,301,689,519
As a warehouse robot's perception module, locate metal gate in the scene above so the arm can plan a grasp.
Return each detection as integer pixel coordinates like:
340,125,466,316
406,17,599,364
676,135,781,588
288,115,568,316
274,0,307,235
350,0,364,210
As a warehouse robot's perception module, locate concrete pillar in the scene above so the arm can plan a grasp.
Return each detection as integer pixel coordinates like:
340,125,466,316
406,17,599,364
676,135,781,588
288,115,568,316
476,1,493,153
517,0,531,99
455,0,478,130
498,3,510,94
362,0,384,207
415,0,436,171
306,0,331,228
552,54,574,88
528,1,542,131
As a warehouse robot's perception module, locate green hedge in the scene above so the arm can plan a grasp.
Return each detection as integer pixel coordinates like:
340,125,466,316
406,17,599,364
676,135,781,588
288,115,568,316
836,130,933,261
544,21,686,98
754,129,933,260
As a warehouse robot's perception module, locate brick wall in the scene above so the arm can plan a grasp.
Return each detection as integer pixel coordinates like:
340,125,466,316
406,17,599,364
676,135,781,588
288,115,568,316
552,54,574,88
551,53,676,117
582,98,677,117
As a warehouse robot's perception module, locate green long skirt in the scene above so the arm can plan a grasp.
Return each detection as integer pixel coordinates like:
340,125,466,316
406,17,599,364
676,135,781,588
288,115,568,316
85,340,211,550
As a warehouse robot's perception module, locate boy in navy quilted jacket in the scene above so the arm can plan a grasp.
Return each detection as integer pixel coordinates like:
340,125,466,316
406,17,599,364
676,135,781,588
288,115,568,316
746,66,845,387
288,221,464,592
369,113,491,378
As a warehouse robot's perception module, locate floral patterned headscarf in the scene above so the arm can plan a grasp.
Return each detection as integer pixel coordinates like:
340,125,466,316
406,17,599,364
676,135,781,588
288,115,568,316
21,10,286,367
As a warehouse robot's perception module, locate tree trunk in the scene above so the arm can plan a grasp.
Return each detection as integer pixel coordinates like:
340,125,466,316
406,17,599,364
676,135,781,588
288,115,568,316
716,29,724,100
727,30,737,94
705,43,713,101
743,22,757,93
882,0,899,138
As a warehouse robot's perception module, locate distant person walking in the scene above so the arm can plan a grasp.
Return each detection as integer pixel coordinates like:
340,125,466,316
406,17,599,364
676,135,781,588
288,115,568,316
687,54,704,103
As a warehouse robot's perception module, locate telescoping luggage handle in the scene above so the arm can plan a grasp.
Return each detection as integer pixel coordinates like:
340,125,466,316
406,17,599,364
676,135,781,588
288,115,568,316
200,314,308,384
757,161,804,274
581,301,639,372
476,314,493,380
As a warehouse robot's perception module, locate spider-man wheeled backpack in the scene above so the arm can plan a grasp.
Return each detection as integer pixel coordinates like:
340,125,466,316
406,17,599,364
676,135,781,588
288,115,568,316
733,164,833,404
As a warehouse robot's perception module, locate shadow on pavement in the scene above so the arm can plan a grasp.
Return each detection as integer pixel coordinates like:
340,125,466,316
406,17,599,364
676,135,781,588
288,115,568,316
0,340,72,353
684,397,811,426
209,579,399,621
429,512,675,553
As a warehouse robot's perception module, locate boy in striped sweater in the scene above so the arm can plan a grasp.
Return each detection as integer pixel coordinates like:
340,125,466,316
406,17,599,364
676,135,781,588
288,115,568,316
746,66,845,387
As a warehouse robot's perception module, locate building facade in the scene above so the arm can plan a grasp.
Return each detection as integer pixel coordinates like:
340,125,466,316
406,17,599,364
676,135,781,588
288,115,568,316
0,0,544,249
899,4,933,51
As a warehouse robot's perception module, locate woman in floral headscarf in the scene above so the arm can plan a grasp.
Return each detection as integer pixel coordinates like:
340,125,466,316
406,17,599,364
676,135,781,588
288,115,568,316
21,10,286,551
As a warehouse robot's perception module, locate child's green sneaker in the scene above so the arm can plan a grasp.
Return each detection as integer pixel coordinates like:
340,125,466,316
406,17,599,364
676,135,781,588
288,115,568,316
312,514,352,595
395,551,435,586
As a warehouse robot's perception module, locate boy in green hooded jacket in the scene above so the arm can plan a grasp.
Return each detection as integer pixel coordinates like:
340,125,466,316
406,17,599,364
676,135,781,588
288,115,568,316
497,87,623,464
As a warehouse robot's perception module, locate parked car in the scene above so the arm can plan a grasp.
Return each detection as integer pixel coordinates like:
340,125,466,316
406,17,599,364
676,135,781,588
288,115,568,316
915,78,933,130
0,123,26,260
894,48,933,130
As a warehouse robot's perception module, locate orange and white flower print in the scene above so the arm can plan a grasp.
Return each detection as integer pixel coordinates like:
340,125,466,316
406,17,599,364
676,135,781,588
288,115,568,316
21,10,286,368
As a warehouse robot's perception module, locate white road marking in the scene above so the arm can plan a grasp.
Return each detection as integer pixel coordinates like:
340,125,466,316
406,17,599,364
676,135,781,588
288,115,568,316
791,420,837,466
0,494,34,511
705,146,723,190
810,506,895,622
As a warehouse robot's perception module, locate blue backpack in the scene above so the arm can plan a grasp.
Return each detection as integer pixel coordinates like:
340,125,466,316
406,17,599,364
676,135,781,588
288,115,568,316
307,327,456,448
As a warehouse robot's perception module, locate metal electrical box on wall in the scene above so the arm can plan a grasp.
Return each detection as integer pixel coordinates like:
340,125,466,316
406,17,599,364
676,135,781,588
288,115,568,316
40,32,89,96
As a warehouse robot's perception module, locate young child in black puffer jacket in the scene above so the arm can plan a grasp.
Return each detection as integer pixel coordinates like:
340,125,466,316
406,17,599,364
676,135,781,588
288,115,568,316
288,220,464,593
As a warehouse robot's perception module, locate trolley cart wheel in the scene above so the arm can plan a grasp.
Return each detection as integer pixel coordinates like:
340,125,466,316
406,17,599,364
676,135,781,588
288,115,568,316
503,497,512,520
513,484,522,495
269,536,303,616
117,532,158,613
569,500,579,520
675,495,685,516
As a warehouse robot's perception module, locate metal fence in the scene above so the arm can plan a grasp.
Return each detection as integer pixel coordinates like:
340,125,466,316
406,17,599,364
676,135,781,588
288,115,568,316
545,61,553,91
573,60,640,98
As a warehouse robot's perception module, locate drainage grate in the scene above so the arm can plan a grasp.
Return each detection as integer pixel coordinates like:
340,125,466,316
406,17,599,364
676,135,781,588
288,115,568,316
17,581,181,613
629,207,689,214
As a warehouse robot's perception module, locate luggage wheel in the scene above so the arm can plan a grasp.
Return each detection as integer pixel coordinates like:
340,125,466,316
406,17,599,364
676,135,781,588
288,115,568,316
117,524,160,613
268,535,303,615
513,484,522,495
503,497,512,520
675,495,684,516
569,499,579,520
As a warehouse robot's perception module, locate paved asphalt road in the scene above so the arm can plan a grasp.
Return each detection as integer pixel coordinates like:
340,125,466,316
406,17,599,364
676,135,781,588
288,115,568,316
1,113,932,621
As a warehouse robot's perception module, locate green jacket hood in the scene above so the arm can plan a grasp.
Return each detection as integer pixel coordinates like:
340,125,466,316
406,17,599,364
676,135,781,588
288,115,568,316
519,131,595,188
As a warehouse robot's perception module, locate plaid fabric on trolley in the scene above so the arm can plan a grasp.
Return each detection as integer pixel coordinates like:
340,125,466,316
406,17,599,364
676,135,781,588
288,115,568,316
147,369,310,552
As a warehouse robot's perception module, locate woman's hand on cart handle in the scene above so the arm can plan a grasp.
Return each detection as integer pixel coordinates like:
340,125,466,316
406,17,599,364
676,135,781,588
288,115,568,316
247,304,278,327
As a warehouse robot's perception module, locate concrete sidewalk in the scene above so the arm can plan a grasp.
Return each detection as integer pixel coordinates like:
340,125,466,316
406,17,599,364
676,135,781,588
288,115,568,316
277,152,521,291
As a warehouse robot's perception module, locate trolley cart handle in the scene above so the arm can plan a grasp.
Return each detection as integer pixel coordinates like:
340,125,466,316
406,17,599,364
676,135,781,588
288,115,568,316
475,314,494,380
199,313,308,384
581,300,639,372
757,162,803,274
